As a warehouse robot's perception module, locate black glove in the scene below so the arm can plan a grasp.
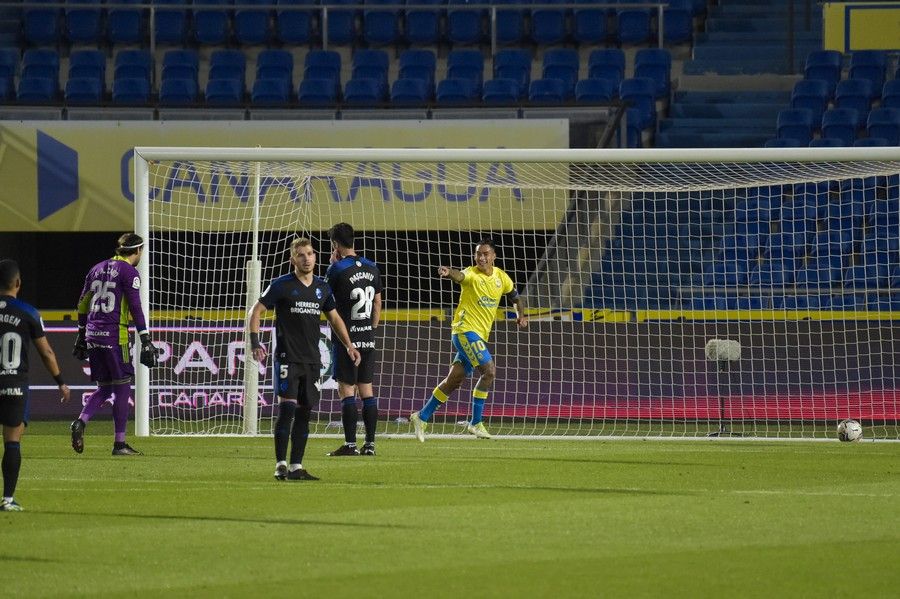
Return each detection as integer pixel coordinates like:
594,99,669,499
72,326,88,360
139,333,162,368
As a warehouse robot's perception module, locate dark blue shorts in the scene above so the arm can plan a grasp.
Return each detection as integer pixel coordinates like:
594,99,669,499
0,387,29,427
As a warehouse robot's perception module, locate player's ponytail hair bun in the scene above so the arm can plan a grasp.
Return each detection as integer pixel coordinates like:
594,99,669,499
116,232,145,256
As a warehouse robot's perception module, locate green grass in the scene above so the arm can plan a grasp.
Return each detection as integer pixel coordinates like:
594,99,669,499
3,422,899,598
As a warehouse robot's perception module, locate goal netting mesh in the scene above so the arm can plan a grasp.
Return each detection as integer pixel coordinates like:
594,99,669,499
135,148,900,440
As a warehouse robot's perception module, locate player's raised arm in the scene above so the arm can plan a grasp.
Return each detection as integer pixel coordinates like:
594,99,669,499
33,336,71,403
247,300,268,362
437,266,465,283
324,309,361,366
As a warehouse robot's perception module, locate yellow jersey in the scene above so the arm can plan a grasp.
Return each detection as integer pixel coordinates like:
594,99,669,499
450,266,515,341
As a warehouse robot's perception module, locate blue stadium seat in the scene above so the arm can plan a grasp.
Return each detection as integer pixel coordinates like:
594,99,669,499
835,79,874,118
588,48,625,90
325,0,358,45
620,77,656,130
69,50,106,85
363,0,401,46
251,77,291,105
575,78,616,103
776,108,815,145
343,78,383,106
17,78,56,103
765,137,803,148
821,108,860,146
66,0,103,45
791,79,830,124
883,80,900,110
107,0,144,45
663,0,693,45
528,78,565,103
256,49,294,85
205,78,244,106
436,78,478,104
399,49,436,96
112,77,150,104
0,77,13,102
531,0,568,46
154,0,190,45
573,0,609,45
114,49,152,84
447,0,484,45
405,0,443,45
159,78,199,105
804,50,842,93
749,258,796,286
162,50,200,81
209,50,247,91
298,78,336,105
795,255,843,288
634,48,671,99
542,48,578,99
866,108,900,146
22,49,59,96
234,0,272,45
305,50,342,98
390,78,429,105
0,49,18,82
493,49,531,98
482,78,519,104
494,0,527,46
447,49,484,92
193,0,233,46
703,261,749,287
853,137,889,147
275,0,316,45
351,49,389,97
23,1,60,47
616,8,651,46
849,50,887,93
65,77,102,105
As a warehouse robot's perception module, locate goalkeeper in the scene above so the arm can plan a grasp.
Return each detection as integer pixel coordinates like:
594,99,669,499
410,239,527,441
70,233,162,456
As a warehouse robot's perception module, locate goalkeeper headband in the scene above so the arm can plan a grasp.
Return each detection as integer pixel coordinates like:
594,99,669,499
118,242,144,250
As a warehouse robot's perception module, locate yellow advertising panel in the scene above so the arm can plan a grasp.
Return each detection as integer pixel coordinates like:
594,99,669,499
823,2,900,52
0,120,570,231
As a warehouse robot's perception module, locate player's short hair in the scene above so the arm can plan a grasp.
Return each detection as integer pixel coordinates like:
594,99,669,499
475,238,497,253
328,222,355,249
0,258,20,291
115,233,145,256
290,237,312,252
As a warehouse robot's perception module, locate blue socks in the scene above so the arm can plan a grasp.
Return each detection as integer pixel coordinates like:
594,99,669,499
419,387,449,422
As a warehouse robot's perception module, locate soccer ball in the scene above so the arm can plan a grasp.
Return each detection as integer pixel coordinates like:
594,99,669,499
837,419,863,442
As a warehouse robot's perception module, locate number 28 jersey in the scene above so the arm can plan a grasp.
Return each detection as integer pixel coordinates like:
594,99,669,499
325,255,382,350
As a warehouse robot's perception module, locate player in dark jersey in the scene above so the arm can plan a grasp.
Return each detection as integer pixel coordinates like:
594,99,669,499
247,238,360,482
324,223,383,457
70,233,162,457
0,259,70,511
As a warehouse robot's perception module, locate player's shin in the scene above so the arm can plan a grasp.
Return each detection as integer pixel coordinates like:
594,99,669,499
79,387,114,423
362,397,377,443
341,397,358,445
274,401,296,463
289,404,312,467
419,387,449,422
471,388,488,425
2,441,21,499
111,383,132,444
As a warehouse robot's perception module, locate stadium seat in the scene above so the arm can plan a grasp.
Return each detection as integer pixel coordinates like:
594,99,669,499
0,48,18,81
162,50,200,83
363,0,401,46
821,108,861,146
493,49,531,98
542,48,578,99
620,78,657,129
298,78,337,105
234,0,272,45
343,78,383,106
853,137,889,147
573,0,609,45
494,0,527,46
17,78,57,103
447,0,484,45
275,0,316,45
616,8,652,45
795,255,843,288
399,49,436,95
256,49,294,85
107,0,144,45
804,50,842,93
206,78,244,106
835,79,874,118
848,50,887,92
588,48,625,89
390,78,429,105
304,51,342,98
528,78,565,103
776,108,815,145
0,77,13,102
209,50,247,91
404,0,443,45
482,78,520,104
154,0,190,45
882,80,900,110
575,78,616,103
251,77,291,105
436,78,477,104
21,50,59,96
634,48,672,99
531,0,568,46
866,108,900,146
324,0,358,45
447,49,485,92
112,77,150,104
64,77,102,105
23,1,60,47
65,0,103,45
69,50,106,85
791,79,831,124
765,138,803,148
351,49,389,97
193,0,233,46
663,0,693,45
159,78,199,105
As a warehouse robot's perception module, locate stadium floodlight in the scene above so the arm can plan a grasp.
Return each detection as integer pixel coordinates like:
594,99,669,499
133,147,900,439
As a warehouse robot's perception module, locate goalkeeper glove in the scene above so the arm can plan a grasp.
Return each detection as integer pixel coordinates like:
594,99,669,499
139,333,162,368
72,326,88,360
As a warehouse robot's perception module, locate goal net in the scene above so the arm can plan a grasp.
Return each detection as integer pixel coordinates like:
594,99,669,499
134,147,900,440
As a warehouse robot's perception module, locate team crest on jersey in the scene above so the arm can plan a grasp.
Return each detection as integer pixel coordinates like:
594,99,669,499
495,278,501,288
0,301,5,309
315,288,323,299
356,261,362,267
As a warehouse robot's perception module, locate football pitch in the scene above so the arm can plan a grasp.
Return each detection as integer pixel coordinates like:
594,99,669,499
4,422,898,598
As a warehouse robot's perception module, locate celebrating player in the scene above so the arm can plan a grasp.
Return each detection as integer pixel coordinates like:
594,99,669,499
248,238,361,481
0,259,70,511
410,239,527,441
70,233,162,456
324,223,383,457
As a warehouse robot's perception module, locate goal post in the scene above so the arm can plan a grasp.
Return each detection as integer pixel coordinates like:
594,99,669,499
133,146,900,440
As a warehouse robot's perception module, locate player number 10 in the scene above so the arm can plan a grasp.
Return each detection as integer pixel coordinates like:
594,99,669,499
350,286,375,320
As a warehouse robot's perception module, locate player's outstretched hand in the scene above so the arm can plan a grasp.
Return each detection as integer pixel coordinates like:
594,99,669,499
437,266,450,277
139,333,162,368
517,315,529,329
72,327,88,360
252,345,268,363
347,345,361,367
59,383,71,403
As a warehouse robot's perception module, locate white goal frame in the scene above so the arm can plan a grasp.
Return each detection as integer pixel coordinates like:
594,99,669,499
133,146,900,438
